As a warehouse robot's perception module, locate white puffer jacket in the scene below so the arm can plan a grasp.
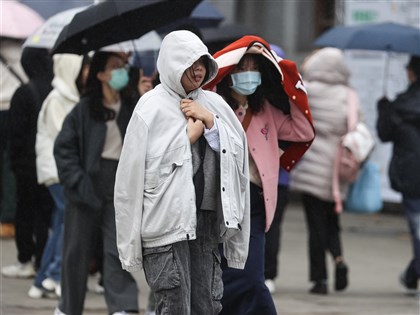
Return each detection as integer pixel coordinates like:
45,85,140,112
290,48,361,201
35,54,83,186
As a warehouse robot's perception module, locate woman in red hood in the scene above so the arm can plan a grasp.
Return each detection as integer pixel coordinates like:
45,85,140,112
205,36,315,314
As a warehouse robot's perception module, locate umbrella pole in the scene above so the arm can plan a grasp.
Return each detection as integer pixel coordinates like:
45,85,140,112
383,51,390,98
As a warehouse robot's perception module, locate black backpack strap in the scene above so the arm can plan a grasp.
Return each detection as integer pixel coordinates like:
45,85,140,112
0,53,25,84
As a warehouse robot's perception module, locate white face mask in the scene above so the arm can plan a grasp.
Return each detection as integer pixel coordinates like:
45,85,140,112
230,71,262,95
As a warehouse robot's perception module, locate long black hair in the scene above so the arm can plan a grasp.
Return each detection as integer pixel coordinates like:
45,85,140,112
217,53,290,114
83,51,123,121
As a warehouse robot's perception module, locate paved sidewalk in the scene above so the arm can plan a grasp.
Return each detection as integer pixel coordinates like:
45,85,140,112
1,201,419,315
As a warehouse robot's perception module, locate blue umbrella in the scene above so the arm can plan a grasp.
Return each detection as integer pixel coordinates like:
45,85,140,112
314,22,420,95
314,22,420,56
157,0,223,34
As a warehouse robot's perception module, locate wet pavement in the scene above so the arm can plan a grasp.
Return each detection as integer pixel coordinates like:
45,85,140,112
1,200,419,315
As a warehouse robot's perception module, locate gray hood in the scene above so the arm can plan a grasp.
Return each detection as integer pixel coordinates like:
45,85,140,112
157,30,218,98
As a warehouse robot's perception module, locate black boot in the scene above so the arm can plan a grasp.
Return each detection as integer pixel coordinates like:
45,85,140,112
310,280,328,295
400,260,418,291
335,261,349,291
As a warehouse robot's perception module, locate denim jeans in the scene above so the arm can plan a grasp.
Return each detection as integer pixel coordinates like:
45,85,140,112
403,196,420,279
143,211,222,315
34,184,64,287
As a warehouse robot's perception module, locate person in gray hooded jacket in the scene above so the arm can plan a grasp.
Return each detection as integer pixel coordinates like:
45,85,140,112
114,30,250,315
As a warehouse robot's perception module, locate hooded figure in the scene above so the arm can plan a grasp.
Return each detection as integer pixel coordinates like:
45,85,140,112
114,30,250,314
10,47,53,173
205,35,315,315
27,53,84,300
205,35,315,231
2,47,53,279
289,47,356,295
36,54,84,186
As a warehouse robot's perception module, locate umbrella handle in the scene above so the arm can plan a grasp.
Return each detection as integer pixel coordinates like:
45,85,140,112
383,51,390,98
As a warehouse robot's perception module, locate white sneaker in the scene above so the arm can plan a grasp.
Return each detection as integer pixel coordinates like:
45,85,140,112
28,285,57,299
54,307,66,315
265,279,276,294
55,284,61,297
42,278,59,291
94,282,105,294
2,262,35,278
112,312,128,315
28,285,44,299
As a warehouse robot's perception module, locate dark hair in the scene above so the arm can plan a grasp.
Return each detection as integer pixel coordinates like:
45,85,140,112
201,55,211,86
83,51,123,121
407,56,420,79
75,54,91,96
217,54,290,114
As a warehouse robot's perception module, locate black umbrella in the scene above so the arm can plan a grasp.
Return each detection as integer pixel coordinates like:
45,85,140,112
52,0,202,54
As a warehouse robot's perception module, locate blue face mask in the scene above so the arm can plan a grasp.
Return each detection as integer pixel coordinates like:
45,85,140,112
108,68,129,91
230,71,262,96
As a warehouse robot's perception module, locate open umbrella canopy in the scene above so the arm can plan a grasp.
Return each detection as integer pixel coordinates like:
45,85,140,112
0,0,44,39
157,0,223,34
101,30,162,53
52,0,202,55
314,22,420,56
23,6,89,48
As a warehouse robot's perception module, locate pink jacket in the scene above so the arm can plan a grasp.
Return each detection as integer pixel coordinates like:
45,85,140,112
205,35,315,231
236,100,314,231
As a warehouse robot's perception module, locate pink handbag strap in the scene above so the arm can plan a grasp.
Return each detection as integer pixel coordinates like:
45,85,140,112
332,88,359,213
347,89,358,132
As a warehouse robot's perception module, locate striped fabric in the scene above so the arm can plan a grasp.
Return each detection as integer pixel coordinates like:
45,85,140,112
204,35,315,171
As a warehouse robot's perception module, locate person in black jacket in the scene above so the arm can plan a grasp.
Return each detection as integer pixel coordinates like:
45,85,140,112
376,55,420,293
53,51,139,315
2,47,53,278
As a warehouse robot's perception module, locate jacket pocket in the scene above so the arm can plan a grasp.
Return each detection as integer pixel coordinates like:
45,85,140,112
143,245,180,292
144,146,186,191
211,249,223,301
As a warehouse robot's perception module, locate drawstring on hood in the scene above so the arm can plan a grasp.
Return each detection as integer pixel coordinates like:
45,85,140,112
157,30,218,98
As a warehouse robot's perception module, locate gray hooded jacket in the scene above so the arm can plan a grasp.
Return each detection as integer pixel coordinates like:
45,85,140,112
114,31,250,272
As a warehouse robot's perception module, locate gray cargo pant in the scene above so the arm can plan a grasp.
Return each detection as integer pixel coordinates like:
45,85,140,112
143,210,223,315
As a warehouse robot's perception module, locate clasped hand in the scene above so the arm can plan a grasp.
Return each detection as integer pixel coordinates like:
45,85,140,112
181,98,214,144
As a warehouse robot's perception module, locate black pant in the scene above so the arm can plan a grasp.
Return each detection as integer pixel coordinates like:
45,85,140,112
14,169,52,269
59,159,138,315
265,185,289,280
220,183,276,315
302,193,342,282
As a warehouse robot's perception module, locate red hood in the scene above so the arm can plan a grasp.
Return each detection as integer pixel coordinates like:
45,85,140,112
204,35,315,171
